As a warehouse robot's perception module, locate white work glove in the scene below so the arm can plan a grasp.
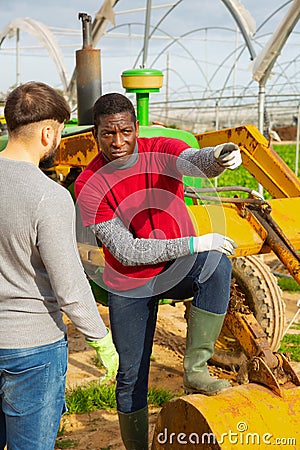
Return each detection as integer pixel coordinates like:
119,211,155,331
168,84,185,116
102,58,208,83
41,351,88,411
214,142,242,170
191,233,237,256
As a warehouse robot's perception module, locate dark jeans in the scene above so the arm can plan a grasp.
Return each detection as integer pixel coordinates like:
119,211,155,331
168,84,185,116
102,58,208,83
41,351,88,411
108,251,232,413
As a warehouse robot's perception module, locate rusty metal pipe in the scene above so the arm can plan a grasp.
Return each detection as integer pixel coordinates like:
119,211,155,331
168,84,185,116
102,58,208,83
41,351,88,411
76,13,102,125
78,12,92,48
224,311,279,369
251,208,300,284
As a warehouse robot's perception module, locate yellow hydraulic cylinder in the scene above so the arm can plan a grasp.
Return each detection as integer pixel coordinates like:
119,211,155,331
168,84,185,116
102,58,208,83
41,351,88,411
151,384,300,449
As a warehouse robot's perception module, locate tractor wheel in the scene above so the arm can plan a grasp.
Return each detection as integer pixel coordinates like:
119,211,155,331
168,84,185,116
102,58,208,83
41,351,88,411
211,255,285,369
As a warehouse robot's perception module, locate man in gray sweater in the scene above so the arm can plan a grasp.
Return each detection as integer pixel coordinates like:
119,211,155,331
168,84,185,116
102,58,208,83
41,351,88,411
0,81,118,449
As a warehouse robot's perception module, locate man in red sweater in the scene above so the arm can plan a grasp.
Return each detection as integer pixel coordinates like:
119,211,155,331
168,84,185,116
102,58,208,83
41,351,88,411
75,92,242,449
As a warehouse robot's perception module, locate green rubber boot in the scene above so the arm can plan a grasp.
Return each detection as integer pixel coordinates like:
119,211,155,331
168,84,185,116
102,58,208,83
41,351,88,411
183,305,232,395
118,406,148,450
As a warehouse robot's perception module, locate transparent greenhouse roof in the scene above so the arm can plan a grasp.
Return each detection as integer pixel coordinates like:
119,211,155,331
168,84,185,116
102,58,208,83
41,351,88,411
1,0,300,131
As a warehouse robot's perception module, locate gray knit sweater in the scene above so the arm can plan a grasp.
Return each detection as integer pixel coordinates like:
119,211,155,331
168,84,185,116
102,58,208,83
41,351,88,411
0,157,107,349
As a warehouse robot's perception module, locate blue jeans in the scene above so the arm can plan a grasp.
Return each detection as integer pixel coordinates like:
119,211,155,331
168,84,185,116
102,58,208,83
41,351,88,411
0,336,68,450
109,251,232,413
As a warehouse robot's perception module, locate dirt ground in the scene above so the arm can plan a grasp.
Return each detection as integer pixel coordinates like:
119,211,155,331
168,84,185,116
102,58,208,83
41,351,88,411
55,282,300,450
273,125,297,141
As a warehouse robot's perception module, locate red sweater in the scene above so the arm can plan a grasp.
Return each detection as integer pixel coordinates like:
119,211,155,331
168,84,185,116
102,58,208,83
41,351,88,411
75,136,196,290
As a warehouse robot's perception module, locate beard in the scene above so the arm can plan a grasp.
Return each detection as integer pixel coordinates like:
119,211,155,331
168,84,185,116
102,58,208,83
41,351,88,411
39,137,58,169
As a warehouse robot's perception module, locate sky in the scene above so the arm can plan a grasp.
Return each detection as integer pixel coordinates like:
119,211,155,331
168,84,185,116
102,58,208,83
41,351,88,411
0,0,299,127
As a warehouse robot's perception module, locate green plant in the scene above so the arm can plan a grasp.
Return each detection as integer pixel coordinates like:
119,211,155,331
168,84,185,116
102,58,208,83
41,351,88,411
278,334,300,361
55,438,78,449
66,382,116,414
65,382,177,415
56,423,66,438
217,165,261,196
148,386,177,407
273,143,299,173
277,277,300,292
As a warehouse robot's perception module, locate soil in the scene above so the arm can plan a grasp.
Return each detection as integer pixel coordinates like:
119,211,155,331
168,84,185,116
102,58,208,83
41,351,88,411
273,125,297,141
55,285,300,450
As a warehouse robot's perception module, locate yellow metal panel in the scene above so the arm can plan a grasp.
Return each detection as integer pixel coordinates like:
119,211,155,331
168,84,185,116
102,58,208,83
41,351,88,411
77,243,105,267
55,130,98,168
188,203,267,257
188,197,300,256
268,197,300,250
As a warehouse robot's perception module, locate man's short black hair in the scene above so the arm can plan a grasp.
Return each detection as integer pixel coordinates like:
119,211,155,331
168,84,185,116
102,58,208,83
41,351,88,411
93,93,137,129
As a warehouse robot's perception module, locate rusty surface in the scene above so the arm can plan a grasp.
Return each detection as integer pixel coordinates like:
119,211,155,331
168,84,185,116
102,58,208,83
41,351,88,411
250,208,300,284
224,278,300,396
224,310,279,368
55,131,98,167
227,279,251,314
248,356,282,396
76,48,101,83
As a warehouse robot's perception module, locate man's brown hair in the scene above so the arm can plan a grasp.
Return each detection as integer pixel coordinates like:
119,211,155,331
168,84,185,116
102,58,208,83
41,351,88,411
4,81,71,133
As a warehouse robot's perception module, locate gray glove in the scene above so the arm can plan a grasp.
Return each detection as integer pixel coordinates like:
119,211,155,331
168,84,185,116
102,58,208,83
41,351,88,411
191,233,237,256
214,142,242,170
